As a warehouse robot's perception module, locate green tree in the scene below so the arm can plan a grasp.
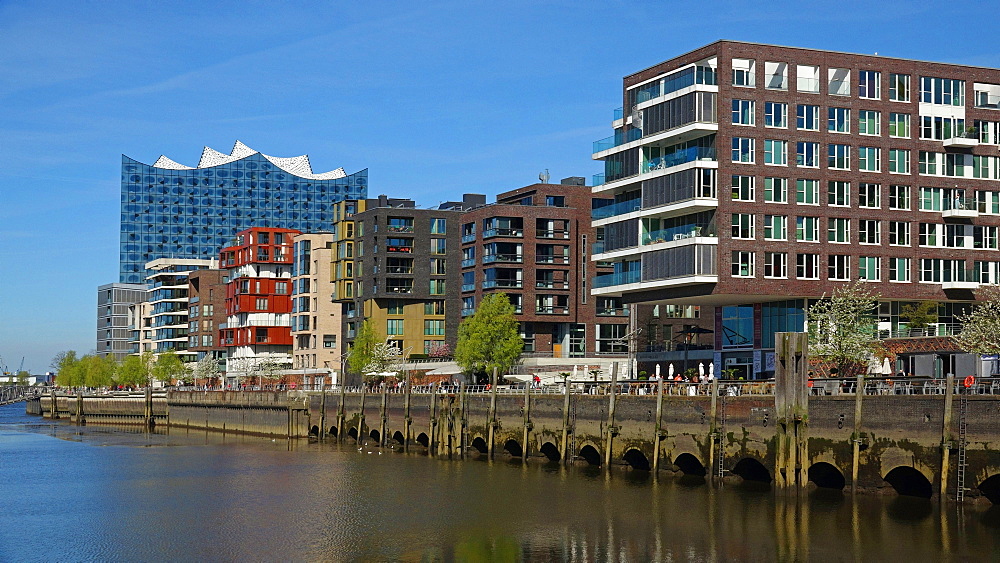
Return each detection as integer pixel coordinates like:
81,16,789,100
81,354,117,388
955,285,1000,375
807,280,882,376
53,351,83,388
900,301,939,334
455,293,523,381
152,351,186,384
16,371,29,386
118,352,154,387
347,319,381,378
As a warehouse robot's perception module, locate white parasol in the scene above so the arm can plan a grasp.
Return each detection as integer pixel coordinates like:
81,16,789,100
668,363,675,379
699,362,705,378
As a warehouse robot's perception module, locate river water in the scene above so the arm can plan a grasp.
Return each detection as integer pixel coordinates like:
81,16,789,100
2,404,999,562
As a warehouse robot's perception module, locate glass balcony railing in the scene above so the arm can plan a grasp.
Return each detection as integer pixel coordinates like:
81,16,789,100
461,308,475,317
483,228,523,238
535,305,569,315
643,225,714,244
592,199,641,220
536,229,569,239
614,107,624,121
535,280,568,290
461,233,476,243
593,128,642,153
536,255,569,265
461,284,476,292
643,146,717,172
483,254,523,264
386,225,414,233
593,270,641,288
483,280,523,289
596,307,630,316
461,258,476,268
592,173,605,187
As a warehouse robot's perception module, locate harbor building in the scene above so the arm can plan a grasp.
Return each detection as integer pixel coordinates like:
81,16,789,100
96,282,146,360
591,41,1000,378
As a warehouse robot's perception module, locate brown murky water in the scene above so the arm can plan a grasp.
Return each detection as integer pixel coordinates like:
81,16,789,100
2,404,998,561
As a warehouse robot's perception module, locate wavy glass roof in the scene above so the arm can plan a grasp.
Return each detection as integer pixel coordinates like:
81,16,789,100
149,140,347,180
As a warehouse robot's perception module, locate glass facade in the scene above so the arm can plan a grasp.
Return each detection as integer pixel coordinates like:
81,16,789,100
120,151,367,283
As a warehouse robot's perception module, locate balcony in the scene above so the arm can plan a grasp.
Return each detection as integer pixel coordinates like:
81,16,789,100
386,245,413,253
461,258,476,268
483,280,523,289
483,253,523,264
592,199,641,220
483,228,523,239
461,233,476,244
942,268,981,290
942,197,979,219
385,266,414,274
643,146,717,173
386,225,415,233
943,132,979,149
643,225,714,245
536,229,569,239
536,255,569,265
593,128,641,154
535,281,568,290
593,270,641,289
596,307,630,316
461,283,476,292
461,308,475,317
535,306,569,315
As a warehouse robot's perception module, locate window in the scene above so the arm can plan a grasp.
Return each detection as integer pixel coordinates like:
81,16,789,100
828,144,851,170
731,175,755,201
859,147,880,172
796,216,819,241
323,335,336,349
732,58,755,87
889,221,911,246
430,238,447,254
858,256,881,281
797,64,820,93
974,225,998,249
387,319,404,335
828,255,851,280
255,297,268,310
858,183,880,208
424,320,446,336
731,251,755,277
764,177,788,203
889,113,910,138
796,104,819,131
828,107,850,133
890,257,911,282
731,213,755,239
920,115,966,140
764,252,787,278
889,185,911,210
796,141,819,168
975,83,1000,109
882,150,908,176
764,140,787,165
919,187,944,211
858,110,880,136
796,253,820,279
829,68,850,96
796,179,819,205
828,181,850,207
424,340,446,355
764,102,787,127
387,300,404,315
732,99,755,125
828,217,850,243
859,220,880,245
919,223,941,246
858,70,880,99
765,62,787,90
429,279,446,295
425,300,445,315
889,73,910,102
732,137,755,163
430,218,447,234
945,153,965,177
430,258,447,275
764,215,787,240
920,76,965,106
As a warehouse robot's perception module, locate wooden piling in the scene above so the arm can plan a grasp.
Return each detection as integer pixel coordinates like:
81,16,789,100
851,373,865,494
604,362,619,468
488,367,498,459
653,377,665,474
561,376,572,465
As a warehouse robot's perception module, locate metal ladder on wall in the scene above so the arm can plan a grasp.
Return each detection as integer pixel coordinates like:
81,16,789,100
956,390,969,503
716,393,727,479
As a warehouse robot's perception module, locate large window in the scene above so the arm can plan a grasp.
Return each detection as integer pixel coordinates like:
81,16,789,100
731,213,755,239
920,76,964,106
889,221,911,246
764,102,787,128
889,113,910,138
796,253,820,279
889,185,911,210
430,218,447,234
859,219,880,245
732,58,756,87
732,175,755,201
797,65,819,93
889,73,910,102
764,215,787,240
797,104,819,130
828,107,850,133
859,256,881,281
828,217,850,243
858,70,881,99
829,68,850,96
796,179,819,205
430,238,447,254
828,255,851,280
764,139,787,165
828,181,850,207
732,137,755,163
859,147,881,172
764,177,788,203
732,99,755,125
890,257,911,282
424,320,445,336
859,183,880,208
889,149,910,174
828,144,851,170
859,110,880,135
796,216,819,242
796,141,819,168
764,252,787,278
731,251,755,277
765,62,787,90
429,279,446,295
387,319,404,335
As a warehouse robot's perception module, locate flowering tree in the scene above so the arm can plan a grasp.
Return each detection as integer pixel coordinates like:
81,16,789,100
955,285,1000,375
807,280,882,376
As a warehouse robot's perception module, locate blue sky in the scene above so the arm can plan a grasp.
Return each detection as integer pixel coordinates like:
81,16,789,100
1,0,996,373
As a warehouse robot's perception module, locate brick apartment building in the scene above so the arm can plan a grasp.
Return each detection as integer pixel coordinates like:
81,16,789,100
592,41,1000,378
